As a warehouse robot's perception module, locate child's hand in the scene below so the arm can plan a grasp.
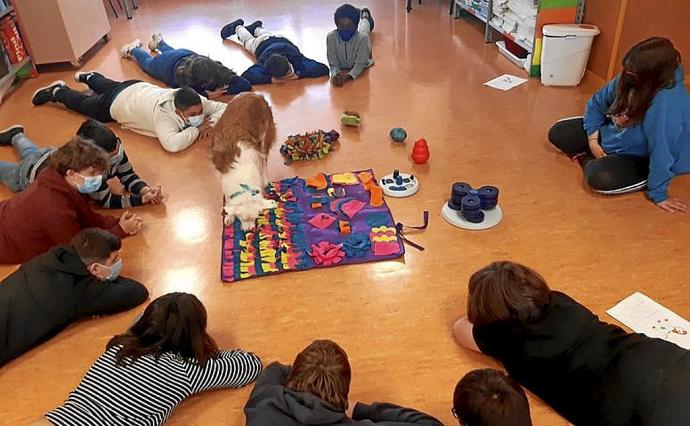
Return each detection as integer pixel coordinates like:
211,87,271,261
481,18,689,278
119,211,143,235
197,118,214,140
141,186,164,204
656,198,690,213
206,87,226,100
331,74,345,86
107,178,126,195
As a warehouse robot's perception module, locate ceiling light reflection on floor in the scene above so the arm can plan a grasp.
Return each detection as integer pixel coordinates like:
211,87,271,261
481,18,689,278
370,260,409,280
162,266,200,294
173,208,209,244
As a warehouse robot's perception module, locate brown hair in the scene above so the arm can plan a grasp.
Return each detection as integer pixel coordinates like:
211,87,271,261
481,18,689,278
285,340,351,411
71,228,121,266
107,293,219,367
609,37,681,125
467,261,551,326
48,137,109,176
453,368,532,426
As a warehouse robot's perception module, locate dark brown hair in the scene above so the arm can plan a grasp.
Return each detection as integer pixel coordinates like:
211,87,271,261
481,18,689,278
467,261,551,326
285,340,351,411
453,369,532,426
107,293,219,367
48,137,109,176
609,37,681,125
71,228,121,266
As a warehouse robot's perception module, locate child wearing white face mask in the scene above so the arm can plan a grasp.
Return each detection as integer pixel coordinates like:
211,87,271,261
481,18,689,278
0,119,163,208
0,228,149,367
0,138,143,264
32,72,227,153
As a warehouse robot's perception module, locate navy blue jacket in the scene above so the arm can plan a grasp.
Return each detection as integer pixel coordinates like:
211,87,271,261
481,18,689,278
241,37,329,85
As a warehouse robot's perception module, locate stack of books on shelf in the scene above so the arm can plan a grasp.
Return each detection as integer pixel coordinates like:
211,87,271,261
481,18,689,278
0,3,29,83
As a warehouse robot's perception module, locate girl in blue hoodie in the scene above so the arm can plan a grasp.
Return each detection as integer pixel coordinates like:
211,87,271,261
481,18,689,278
548,37,690,213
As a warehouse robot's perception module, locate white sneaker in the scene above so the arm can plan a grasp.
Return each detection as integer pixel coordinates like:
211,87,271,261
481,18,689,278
120,39,143,59
148,32,163,51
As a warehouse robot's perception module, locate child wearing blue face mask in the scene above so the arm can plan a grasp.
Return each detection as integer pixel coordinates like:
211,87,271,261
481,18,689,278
220,19,329,85
0,119,163,208
327,4,375,87
0,138,143,264
32,73,227,153
0,228,149,367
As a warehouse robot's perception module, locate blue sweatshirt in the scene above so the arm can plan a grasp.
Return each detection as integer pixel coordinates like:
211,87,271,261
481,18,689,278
583,66,690,202
240,37,329,85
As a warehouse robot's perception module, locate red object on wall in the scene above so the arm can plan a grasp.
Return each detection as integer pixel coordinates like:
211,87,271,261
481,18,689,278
0,15,28,64
411,138,430,164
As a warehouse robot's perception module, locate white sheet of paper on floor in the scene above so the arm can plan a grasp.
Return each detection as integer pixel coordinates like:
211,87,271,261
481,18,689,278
483,74,528,91
606,292,690,349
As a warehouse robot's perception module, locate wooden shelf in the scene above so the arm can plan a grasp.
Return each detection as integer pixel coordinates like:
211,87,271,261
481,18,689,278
0,5,13,20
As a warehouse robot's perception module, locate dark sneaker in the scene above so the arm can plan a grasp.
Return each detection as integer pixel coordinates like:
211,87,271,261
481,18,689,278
244,20,263,36
221,18,244,39
74,70,101,84
31,80,66,106
361,7,374,31
0,125,24,146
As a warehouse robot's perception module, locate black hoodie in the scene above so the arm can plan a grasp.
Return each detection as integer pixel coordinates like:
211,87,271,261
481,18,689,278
244,362,444,426
0,245,148,366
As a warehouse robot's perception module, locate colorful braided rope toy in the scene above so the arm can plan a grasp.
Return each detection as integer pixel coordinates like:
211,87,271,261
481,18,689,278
279,129,340,164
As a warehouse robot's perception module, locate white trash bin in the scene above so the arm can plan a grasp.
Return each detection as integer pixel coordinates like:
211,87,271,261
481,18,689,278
541,24,600,86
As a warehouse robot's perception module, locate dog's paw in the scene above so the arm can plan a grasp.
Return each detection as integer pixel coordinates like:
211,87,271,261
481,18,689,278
240,219,257,232
263,199,278,210
223,215,234,227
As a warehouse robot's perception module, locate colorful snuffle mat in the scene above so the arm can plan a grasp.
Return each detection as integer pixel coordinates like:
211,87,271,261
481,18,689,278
221,170,405,282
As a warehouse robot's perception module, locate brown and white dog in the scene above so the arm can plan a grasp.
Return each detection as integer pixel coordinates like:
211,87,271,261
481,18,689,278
209,93,277,230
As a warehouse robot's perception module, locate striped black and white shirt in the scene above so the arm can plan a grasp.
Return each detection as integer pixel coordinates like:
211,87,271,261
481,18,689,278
90,148,148,209
45,345,262,425
30,147,148,209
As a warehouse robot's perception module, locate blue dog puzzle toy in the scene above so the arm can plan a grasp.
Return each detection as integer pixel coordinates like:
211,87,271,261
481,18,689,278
380,170,420,198
389,127,407,143
442,181,502,230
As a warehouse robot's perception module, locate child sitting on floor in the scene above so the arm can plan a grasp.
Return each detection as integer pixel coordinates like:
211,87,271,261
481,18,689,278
327,4,375,87
453,368,533,426
244,339,442,425
0,120,163,208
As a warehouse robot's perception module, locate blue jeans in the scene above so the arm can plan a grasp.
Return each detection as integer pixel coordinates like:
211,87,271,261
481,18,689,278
0,133,53,192
131,41,195,87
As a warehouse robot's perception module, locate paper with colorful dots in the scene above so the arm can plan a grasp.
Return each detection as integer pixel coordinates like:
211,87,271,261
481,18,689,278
607,292,690,349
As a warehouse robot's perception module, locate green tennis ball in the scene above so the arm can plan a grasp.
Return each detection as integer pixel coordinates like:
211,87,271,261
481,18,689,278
390,127,407,142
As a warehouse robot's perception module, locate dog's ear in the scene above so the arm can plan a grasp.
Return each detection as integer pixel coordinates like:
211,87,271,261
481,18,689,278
209,126,240,173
